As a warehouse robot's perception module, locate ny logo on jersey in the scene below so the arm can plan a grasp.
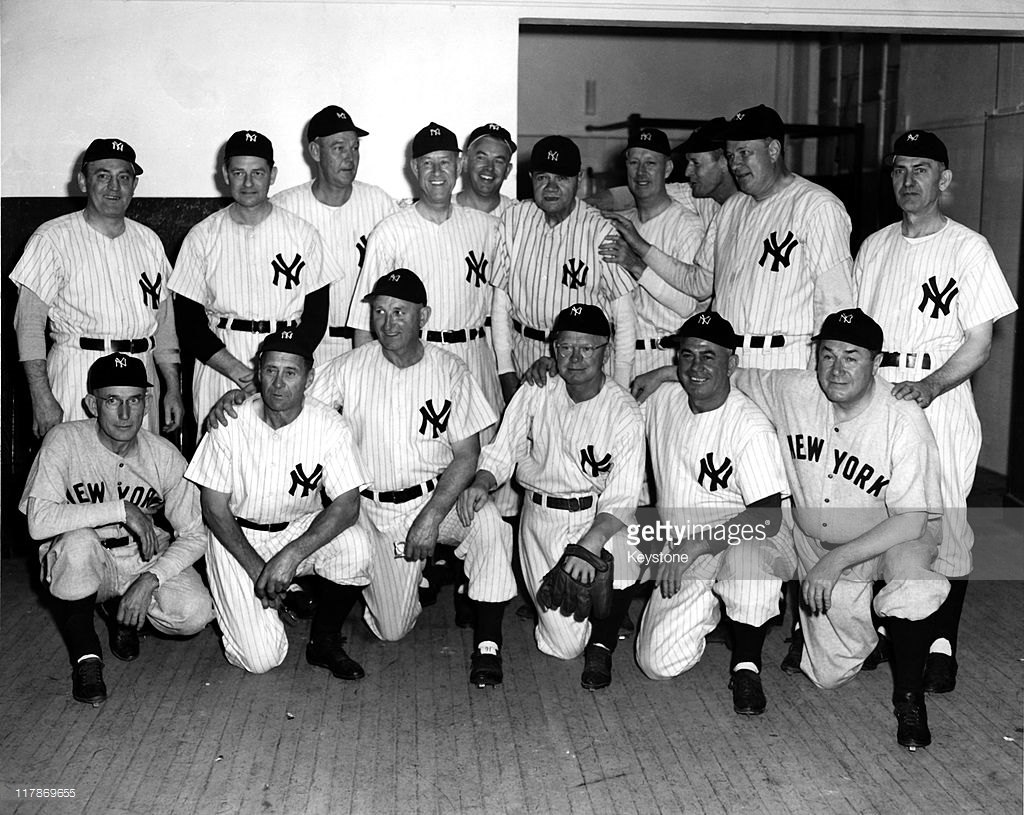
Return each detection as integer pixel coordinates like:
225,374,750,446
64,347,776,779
697,452,733,492
288,463,324,498
465,250,488,287
580,445,612,477
110,141,125,152
138,272,161,310
356,235,368,269
272,253,305,289
562,258,589,289
758,230,800,272
245,132,258,142
918,275,959,318
418,398,452,438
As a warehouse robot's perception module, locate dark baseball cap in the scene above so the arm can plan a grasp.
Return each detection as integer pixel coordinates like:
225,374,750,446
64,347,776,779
258,328,314,364
307,105,369,142
885,129,949,168
81,138,143,175
531,136,582,176
550,304,611,339
224,130,274,164
361,268,428,306
662,310,739,351
466,123,517,155
675,117,728,155
723,105,786,143
624,128,672,157
412,122,460,159
87,353,152,392
812,308,884,353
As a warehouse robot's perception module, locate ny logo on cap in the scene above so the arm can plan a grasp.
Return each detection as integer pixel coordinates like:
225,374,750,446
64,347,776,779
115,357,127,368
548,150,559,161
281,331,293,339
735,113,745,120
245,132,257,142
337,111,347,119
111,141,124,151
698,314,711,325
641,132,651,141
839,313,853,324
430,128,440,136
389,273,401,282
907,133,919,141
571,305,582,317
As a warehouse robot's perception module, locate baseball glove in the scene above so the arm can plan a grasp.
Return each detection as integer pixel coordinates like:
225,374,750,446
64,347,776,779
536,544,614,622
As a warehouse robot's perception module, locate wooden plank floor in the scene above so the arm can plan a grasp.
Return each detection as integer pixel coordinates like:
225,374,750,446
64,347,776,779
1,556,1021,815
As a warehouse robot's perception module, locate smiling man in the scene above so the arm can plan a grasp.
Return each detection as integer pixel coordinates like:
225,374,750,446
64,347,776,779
456,123,517,217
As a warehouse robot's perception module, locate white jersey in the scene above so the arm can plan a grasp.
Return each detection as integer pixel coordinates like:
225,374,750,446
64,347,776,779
666,181,720,234
272,180,397,362
455,192,517,219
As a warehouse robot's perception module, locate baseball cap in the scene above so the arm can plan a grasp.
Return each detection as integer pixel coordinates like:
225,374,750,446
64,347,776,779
81,138,143,175
723,105,786,143
662,310,739,351
87,353,152,392
812,308,884,353
361,268,428,306
531,136,582,176
258,328,314,364
550,304,611,339
885,129,949,168
466,123,517,155
224,130,274,164
412,122,460,159
624,128,672,157
675,117,728,155
307,105,369,142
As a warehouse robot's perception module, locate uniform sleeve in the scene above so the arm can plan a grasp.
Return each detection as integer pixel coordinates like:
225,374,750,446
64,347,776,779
610,294,636,387
307,355,346,409
14,286,50,361
446,358,499,443
152,297,181,365
733,421,790,505
320,415,372,499
144,449,207,584
184,416,237,493
693,215,718,292
593,404,645,521
298,223,333,291
489,209,514,292
489,287,515,376
956,233,1018,328
167,225,212,304
345,222,391,331
884,408,943,520
477,385,536,486
807,198,855,329
10,230,65,306
731,368,784,420
598,221,637,302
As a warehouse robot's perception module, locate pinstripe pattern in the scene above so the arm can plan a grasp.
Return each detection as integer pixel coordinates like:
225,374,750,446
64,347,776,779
272,180,397,364
666,181,720,233
455,193,517,219
855,219,1018,576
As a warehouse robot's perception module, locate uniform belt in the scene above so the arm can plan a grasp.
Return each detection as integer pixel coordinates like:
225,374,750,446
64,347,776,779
512,320,548,342
100,536,131,549
738,334,786,349
328,326,356,339
235,517,290,533
79,336,153,353
635,338,664,350
529,491,595,513
424,327,486,344
361,479,438,504
880,351,932,371
218,318,297,334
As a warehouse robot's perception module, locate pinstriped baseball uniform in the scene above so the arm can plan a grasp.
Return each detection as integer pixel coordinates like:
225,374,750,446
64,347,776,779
310,342,515,641
344,205,503,418
621,202,705,375
855,219,1017,577
478,375,644,660
185,394,371,674
456,193,517,220
168,205,334,429
734,369,949,689
666,181,720,233
635,385,794,680
271,180,397,364
11,211,173,431
492,200,638,383
697,176,855,370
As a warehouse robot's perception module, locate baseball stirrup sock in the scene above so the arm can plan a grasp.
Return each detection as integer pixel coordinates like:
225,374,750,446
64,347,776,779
884,616,931,697
310,580,363,642
474,601,506,649
57,594,102,663
588,587,636,652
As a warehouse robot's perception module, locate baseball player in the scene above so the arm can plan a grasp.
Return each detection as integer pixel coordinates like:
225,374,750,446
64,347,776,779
186,329,372,677
855,130,1018,692
597,127,706,376
489,135,637,403
271,105,398,365
12,137,183,437
169,130,334,437
456,123,517,217
634,312,792,716
20,353,214,705
459,304,645,689
732,308,950,749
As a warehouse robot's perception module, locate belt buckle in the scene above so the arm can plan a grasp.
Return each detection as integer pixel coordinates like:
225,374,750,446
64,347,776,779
906,353,917,369
251,321,263,334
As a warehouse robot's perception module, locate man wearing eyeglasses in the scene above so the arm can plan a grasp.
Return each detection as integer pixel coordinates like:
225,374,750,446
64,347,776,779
459,304,645,690
19,353,215,706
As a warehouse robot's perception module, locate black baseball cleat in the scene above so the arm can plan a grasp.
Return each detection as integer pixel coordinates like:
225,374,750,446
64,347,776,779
282,588,316,620
306,635,365,680
72,657,107,706
102,599,140,662
470,648,503,687
780,628,804,675
922,653,958,693
893,691,931,749
861,634,892,671
581,644,612,690
729,669,767,715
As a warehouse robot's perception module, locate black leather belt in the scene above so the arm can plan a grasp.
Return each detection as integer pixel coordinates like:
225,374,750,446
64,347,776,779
329,326,356,339
636,338,664,350
79,337,153,353
218,318,297,334
361,479,438,504
424,327,486,343
512,319,547,342
739,334,785,349
530,491,595,513
880,351,932,371
235,517,289,532
100,536,131,549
